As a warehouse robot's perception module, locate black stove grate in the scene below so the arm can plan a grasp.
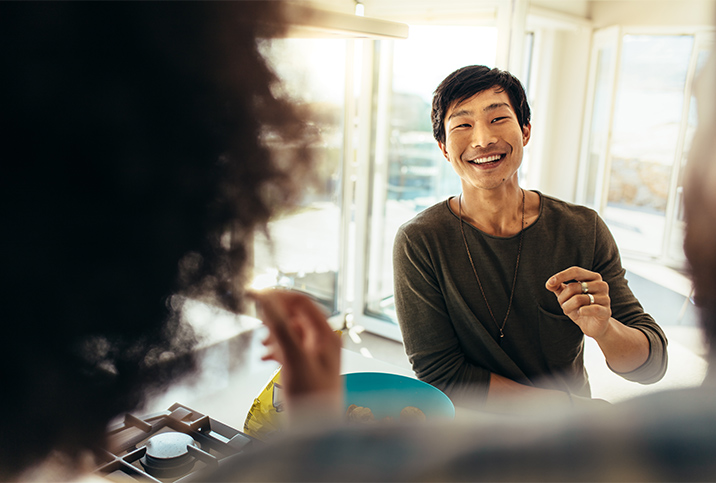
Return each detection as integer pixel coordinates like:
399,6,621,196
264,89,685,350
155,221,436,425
95,402,259,482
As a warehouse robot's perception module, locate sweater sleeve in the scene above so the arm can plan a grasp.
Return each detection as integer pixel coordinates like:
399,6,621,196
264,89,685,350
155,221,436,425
592,215,669,384
392,225,492,406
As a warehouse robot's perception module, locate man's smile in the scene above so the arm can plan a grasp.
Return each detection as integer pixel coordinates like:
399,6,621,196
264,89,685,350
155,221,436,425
466,153,506,165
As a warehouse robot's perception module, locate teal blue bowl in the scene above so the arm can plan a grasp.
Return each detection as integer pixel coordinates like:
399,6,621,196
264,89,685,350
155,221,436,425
343,372,455,421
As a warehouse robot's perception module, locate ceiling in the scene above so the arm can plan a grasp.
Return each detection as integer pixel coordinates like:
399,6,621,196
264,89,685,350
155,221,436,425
291,0,715,28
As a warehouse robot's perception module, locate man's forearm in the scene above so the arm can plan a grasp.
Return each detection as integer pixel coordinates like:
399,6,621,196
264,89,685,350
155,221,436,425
485,373,610,414
592,317,650,373
485,373,571,412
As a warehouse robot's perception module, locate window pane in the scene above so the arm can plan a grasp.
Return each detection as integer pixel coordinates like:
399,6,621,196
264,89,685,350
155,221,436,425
605,35,693,257
252,39,346,314
364,26,498,322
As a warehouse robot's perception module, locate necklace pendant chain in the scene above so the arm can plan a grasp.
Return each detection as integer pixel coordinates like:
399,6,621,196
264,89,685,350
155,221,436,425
458,189,525,343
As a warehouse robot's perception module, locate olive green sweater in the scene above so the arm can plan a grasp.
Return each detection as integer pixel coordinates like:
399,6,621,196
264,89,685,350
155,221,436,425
393,192,668,406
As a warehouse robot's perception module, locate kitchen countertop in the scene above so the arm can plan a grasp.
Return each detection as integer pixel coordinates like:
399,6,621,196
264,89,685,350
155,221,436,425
143,312,417,431
141,304,709,432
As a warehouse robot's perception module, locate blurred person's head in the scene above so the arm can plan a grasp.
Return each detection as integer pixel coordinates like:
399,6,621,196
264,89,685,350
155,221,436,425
1,2,314,479
684,49,716,365
431,65,531,145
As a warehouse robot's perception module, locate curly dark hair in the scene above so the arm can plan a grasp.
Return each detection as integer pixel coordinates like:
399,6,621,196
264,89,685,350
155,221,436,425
0,1,315,479
431,65,531,145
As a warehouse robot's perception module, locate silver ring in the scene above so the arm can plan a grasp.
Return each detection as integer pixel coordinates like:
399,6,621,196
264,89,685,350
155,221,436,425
588,293,594,305
581,281,589,294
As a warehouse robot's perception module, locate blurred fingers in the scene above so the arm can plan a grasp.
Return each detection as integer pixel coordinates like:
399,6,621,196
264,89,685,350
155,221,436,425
248,289,336,363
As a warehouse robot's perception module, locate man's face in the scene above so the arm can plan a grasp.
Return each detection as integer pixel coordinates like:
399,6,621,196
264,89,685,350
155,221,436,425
438,87,531,192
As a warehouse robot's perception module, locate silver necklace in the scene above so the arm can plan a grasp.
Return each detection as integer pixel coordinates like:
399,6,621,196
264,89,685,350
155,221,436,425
458,189,525,342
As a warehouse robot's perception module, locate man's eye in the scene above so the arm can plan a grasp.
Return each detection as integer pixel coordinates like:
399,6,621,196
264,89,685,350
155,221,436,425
491,117,507,123
456,123,471,128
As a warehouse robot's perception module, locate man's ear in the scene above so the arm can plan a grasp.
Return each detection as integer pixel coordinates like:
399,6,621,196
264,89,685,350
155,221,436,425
438,142,450,162
522,123,532,146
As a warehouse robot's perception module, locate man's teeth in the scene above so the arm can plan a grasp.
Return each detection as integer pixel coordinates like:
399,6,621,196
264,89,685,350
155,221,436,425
471,154,502,164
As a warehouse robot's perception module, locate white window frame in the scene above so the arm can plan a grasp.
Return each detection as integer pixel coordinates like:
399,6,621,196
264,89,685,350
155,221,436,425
576,25,622,211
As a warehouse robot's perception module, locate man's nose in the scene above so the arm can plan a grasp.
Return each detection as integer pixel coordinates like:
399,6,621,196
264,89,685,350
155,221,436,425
470,124,497,148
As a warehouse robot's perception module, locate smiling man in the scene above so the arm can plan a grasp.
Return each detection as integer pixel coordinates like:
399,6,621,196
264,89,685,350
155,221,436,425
392,65,668,410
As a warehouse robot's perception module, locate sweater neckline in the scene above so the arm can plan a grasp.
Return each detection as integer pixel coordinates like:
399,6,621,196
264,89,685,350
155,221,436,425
446,190,543,240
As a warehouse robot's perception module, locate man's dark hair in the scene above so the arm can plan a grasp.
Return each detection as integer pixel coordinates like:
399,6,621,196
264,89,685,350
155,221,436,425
0,2,315,479
431,65,531,144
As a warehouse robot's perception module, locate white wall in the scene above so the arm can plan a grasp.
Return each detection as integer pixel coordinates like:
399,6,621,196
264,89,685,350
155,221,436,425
590,0,716,29
525,22,592,202
286,0,356,14
532,0,590,18
361,0,499,25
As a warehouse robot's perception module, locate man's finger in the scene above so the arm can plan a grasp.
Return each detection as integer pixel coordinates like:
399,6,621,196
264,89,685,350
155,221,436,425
282,293,334,335
249,291,301,355
547,266,600,289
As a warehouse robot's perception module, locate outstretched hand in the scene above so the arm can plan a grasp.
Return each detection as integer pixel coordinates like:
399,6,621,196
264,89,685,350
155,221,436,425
249,289,343,420
545,266,613,339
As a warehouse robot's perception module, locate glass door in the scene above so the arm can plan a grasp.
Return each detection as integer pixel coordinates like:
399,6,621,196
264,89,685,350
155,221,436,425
577,30,716,267
602,34,694,259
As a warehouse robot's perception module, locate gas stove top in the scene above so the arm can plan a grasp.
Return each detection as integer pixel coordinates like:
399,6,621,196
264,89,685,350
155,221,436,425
95,402,260,482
